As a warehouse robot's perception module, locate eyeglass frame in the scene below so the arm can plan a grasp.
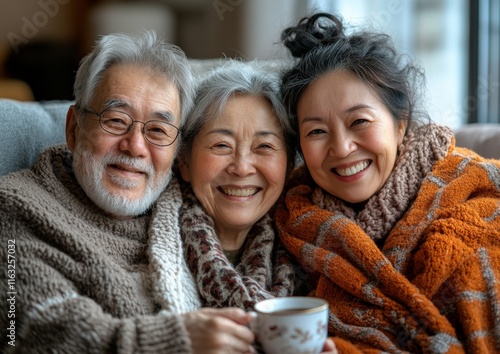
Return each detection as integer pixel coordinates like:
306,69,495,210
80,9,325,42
78,107,180,147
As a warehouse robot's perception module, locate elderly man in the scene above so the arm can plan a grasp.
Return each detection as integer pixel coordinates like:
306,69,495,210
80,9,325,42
0,32,255,354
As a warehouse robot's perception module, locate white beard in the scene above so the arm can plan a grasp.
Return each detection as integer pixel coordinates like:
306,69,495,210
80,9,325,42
72,143,171,218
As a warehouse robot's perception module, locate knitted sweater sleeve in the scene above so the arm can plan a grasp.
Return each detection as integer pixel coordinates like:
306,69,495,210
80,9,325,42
0,220,192,354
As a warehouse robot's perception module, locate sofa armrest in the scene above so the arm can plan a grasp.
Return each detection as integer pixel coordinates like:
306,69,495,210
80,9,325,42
454,123,500,159
0,99,70,176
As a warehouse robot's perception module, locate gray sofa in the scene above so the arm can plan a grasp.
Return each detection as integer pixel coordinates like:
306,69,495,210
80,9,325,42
0,99,69,175
1,58,499,176
454,123,500,160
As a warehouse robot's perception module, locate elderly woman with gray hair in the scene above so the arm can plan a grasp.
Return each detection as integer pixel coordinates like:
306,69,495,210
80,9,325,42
177,61,338,353
177,60,300,311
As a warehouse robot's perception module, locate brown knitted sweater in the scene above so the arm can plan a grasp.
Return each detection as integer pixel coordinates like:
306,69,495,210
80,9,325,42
0,145,201,353
275,124,500,353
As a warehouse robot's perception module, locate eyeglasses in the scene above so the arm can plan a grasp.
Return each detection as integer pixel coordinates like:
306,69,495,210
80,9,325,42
81,108,179,147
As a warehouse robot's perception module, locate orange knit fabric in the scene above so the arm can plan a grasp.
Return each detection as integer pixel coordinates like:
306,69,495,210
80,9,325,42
276,146,500,353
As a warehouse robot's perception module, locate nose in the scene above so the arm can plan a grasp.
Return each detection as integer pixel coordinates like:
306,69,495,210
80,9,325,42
119,122,149,157
227,151,256,176
329,131,357,158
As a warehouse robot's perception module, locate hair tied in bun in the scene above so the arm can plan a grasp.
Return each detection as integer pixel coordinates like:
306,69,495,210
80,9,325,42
281,12,345,58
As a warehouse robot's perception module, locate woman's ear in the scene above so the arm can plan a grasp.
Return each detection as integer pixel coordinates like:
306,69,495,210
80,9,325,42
396,113,409,145
177,155,191,182
66,105,79,152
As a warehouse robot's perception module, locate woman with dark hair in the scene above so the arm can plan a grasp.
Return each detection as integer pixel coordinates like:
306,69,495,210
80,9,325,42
276,12,500,353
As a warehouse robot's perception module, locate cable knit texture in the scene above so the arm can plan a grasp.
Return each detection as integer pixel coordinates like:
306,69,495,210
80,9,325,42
0,144,201,354
275,124,500,353
149,178,202,314
180,182,295,311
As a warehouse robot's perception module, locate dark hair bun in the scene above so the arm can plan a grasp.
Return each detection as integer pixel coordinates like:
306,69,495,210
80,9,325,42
281,13,345,58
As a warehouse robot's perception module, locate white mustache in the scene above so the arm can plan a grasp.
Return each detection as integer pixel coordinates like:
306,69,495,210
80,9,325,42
102,153,155,177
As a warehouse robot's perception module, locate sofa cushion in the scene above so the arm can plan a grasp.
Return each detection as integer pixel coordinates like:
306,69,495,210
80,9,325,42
0,99,70,175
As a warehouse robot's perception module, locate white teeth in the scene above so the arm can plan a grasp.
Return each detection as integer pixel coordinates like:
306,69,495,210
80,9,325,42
222,188,258,197
335,161,369,177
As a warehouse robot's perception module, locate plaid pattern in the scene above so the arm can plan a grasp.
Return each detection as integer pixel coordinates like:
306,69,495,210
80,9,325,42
276,125,500,353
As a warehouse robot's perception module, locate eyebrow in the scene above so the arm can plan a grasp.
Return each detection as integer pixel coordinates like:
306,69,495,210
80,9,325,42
153,111,176,123
256,131,282,139
207,129,282,139
102,99,129,111
301,103,376,123
102,99,177,123
345,104,376,113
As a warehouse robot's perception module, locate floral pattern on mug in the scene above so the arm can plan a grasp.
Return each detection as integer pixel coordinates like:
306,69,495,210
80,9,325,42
264,319,327,344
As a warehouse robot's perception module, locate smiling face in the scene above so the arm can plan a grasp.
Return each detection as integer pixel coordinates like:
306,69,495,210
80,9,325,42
66,63,181,218
297,69,406,205
179,94,288,247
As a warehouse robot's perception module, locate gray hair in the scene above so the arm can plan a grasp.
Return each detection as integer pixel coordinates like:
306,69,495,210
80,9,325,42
73,31,194,126
180,60,296,171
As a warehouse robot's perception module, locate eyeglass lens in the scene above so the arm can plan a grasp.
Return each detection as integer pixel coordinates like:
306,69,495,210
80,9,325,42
99,110,178,146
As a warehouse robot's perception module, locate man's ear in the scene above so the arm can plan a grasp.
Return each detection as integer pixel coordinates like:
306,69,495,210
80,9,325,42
66,105,79,152
177,155,191,182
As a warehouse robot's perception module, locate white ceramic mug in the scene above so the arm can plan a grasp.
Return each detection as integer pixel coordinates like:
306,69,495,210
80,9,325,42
253,296,329,354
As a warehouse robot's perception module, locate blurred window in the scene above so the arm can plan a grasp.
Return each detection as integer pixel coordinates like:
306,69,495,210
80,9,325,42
469,0,500,124
307,0,471,128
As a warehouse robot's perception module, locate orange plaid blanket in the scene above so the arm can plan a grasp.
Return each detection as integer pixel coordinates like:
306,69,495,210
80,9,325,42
276,147,500,353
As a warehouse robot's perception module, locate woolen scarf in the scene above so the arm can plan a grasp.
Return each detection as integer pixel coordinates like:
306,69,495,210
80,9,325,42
180,182,295,311
276,124,500,353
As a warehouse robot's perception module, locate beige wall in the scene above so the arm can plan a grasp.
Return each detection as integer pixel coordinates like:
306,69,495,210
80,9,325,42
177,0,301,59
0,0,304,100
1,0,302,63
0,0,82,74
0,1,78,45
